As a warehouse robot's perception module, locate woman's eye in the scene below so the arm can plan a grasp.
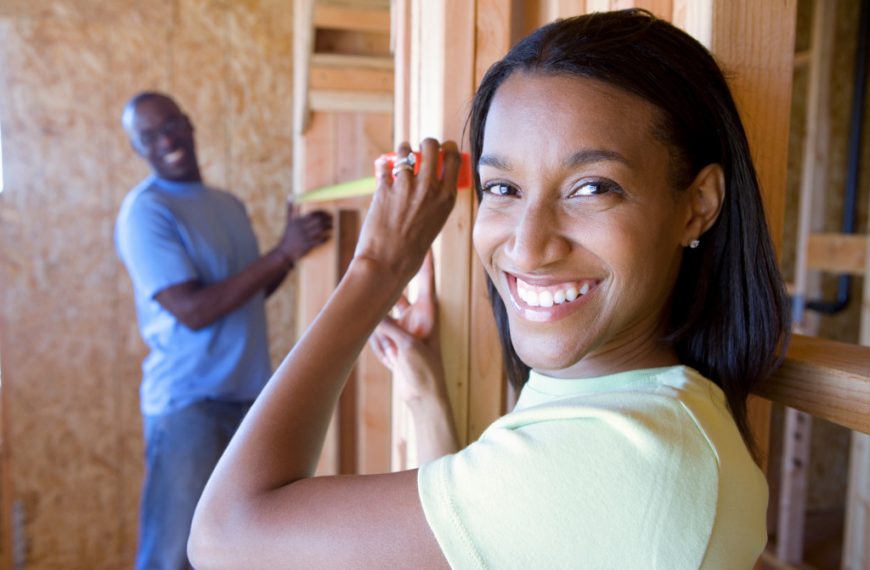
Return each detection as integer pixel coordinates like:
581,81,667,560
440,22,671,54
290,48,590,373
482,182,516,197
571,179,622,197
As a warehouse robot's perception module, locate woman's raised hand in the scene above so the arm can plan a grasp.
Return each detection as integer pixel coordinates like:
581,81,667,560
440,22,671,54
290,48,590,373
354,139,460,286
370,251,446,404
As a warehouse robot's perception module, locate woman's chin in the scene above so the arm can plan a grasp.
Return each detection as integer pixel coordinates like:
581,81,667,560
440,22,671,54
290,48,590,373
513,345,587,376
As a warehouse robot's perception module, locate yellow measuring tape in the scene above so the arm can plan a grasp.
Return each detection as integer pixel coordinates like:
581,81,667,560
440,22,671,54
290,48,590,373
294,177,377,204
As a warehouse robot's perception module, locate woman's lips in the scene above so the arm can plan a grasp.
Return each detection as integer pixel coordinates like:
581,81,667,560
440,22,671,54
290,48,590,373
506,273,599,322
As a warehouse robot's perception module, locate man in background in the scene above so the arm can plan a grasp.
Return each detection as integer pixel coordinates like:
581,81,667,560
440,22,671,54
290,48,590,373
115,91,331,570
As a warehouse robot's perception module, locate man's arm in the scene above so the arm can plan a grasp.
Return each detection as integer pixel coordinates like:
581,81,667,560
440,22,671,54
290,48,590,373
156,207,332,330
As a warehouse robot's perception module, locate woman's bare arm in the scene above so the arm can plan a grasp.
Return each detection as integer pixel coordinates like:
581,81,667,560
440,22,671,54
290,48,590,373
188,139,460,569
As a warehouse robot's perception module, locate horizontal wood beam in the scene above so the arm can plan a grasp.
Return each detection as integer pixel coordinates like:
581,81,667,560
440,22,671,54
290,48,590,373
310,64,393,92
311,53,393,70
806,233,867,275
309,90,393,113
753,335,870,435
314,4,391,33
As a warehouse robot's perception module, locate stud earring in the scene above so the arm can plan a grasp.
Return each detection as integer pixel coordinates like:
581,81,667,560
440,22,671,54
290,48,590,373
689,239,700,249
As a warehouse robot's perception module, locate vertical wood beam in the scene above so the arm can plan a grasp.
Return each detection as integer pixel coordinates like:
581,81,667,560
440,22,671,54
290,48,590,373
337,210,360,474
293,0,315,196
467,0,513,439
776,408,812,562
680,0,797,475
775,0,837,561
406,0,477,449
844,234,870,569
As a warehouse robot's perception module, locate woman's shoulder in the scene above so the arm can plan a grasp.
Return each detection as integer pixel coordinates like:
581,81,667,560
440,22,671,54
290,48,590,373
417,365,766,568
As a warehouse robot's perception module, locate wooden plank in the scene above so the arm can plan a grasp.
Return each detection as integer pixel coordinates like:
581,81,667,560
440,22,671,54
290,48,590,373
775,408,812,563
0,333,11,570
632,0,673,19
297,204,341,475
686,0,796,483
774,2,836,561
293,0,315,197
393,0,412,144
672,0,712,47
844,432,870,570
337,210,360,474
805,233,867,275
313,3,391,33
311,53,393,70
406,0,476,451
753,335,870,435
552,0,587,19
467,0,512,441
309,89,393,113
293,0,315,136
842,221,870,570
309,65,394,93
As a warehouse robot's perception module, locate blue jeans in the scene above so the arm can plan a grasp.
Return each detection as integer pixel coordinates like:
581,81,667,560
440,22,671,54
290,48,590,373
136,400,251,570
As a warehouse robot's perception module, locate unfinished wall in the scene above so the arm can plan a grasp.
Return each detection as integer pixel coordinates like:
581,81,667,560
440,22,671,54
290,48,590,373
782,0,869,518
0,0,298,567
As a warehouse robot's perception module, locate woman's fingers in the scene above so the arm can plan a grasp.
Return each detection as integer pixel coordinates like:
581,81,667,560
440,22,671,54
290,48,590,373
374,155,393,191
416,138,440,190
354,138,458,285
392,141,415,187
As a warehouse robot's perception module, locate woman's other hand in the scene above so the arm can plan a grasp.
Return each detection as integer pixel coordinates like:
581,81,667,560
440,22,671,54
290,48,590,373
370,251,459,461
370,251,446,403
354,139,460,285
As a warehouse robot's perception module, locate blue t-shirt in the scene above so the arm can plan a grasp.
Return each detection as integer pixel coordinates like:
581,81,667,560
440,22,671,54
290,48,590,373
115,176,272,416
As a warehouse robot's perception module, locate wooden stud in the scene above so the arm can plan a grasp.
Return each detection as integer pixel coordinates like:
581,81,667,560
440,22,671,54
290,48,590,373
467,0,513,439
309,90,393,113
805,233,867,275
393,0,412,145
842,233,870,570
775,408,812,563
753,335,870,436
309,66,394,94
337,210,361,474
688,0,797,476
293,0,315,197
406,0,476,450
313,3,391,34
774,0,836,560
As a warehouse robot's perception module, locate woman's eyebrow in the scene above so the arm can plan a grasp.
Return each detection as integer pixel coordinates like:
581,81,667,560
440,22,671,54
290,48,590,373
478,154,512,171
563,149,630,168
479,149,630,172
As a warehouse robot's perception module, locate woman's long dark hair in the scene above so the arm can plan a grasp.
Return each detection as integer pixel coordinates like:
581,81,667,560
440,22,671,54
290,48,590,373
469,9,790,449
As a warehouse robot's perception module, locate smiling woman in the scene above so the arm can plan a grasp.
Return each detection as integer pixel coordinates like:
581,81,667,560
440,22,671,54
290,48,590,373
188,9,790,569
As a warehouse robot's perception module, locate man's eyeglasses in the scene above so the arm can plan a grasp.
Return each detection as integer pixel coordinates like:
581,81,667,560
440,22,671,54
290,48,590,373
137,115,192,149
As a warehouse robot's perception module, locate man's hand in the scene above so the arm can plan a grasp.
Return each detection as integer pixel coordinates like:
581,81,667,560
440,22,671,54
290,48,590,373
276,203,333,265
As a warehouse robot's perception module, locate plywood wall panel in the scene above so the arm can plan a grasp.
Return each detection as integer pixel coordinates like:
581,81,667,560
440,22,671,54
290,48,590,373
0,1,303,567
0,15,129,567
225,0,297,368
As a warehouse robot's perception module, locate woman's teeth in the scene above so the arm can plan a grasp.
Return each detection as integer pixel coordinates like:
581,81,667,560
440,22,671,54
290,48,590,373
516,279,591,308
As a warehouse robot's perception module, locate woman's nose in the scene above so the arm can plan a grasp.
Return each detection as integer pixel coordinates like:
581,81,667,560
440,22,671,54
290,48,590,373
506,202,571,272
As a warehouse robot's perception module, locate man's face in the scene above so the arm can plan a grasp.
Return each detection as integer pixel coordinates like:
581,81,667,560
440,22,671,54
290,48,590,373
127,97,200,182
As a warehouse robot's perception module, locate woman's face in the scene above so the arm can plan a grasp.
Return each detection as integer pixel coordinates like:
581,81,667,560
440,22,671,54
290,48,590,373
473,73,694,378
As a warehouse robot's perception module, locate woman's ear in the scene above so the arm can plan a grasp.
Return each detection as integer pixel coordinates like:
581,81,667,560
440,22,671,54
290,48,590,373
682,163,725,247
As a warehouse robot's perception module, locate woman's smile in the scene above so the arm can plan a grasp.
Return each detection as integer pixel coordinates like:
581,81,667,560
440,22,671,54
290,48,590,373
505,272,601,322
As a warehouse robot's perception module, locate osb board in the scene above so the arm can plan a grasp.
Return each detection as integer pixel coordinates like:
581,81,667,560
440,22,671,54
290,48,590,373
0,0,298,567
